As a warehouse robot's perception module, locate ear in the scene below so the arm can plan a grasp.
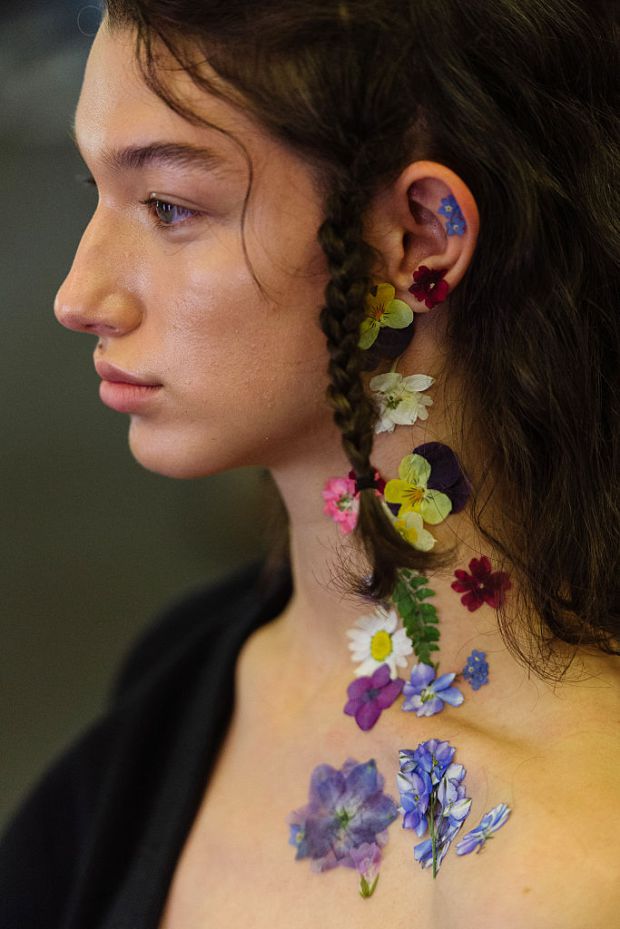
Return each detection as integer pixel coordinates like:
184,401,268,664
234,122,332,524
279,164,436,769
365,160,479,312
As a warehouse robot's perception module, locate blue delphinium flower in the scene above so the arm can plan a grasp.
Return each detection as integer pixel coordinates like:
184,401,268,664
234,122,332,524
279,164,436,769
408,739,455,785
438,194,467,236
462,649,489,690
288,758,399,873
400,741,472,877
402,662,465,717
455,802,511,855
397,766,432,837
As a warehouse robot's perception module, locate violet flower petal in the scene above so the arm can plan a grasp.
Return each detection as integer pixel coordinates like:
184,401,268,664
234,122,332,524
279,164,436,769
356,700,382,730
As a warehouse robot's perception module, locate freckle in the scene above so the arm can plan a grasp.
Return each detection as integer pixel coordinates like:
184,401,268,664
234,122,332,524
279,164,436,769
522,886,532,894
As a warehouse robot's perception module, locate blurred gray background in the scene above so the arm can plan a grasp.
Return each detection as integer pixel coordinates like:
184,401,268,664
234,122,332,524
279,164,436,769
1,1,275,829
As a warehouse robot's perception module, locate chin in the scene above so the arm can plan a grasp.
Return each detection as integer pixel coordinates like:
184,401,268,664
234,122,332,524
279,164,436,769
126,419,236,480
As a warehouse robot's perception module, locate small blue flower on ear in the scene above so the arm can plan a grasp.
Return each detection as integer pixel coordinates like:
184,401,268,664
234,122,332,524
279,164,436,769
438,195,467,236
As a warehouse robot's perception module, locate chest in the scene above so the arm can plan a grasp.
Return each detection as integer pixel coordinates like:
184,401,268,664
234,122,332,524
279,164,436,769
155,709,530,929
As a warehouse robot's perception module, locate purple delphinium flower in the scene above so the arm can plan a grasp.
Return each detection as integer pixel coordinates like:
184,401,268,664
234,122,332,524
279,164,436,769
414,441,471,513
455,802,512,855
344,663,404,731
402,662,465,717
287,758,399,873
462,649,489,690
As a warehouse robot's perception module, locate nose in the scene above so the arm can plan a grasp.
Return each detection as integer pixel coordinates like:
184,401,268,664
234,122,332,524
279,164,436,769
54,211,142,337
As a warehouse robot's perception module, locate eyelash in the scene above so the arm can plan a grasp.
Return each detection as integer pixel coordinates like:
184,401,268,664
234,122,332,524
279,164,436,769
76,172,203,229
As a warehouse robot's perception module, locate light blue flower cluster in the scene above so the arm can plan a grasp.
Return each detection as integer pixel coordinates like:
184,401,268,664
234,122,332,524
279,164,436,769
462,649,489,690
397,739,472,876
438,194,467,236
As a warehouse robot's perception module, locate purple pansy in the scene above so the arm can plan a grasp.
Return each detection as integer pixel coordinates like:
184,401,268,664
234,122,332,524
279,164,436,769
414,442,471,513
402,662,464,717
344,663,404,731
288,758,399,873
462,649,489,690
455,802,511,855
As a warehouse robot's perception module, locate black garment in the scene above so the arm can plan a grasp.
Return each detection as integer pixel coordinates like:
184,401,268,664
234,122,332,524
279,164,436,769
0,559,292,929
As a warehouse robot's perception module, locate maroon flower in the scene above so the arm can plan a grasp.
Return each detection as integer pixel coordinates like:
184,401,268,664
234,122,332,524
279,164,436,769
451,556,512,612
344,664,404,731
408,266,450,309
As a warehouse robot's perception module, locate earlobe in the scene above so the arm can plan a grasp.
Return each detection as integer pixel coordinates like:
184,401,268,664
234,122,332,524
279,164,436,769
384,161,479,311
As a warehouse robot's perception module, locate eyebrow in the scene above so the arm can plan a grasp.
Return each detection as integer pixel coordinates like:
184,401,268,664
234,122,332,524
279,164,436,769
69,122,232,177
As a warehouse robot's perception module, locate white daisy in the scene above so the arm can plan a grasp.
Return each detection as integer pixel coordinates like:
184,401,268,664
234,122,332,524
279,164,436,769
346,606,413,678
369,372,434,434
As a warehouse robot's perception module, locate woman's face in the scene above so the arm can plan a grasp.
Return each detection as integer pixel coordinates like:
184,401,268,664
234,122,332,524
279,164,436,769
55,22,339,478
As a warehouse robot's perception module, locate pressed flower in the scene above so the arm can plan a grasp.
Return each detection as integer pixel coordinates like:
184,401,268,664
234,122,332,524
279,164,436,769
438,194,467,236
397,767,432,837
400,740,471,877
462,649,489,690
402,662,465,717
347,606,413,678
383,505,437,552
436,763,472,828
455,802,511,855
287,757,399,873
321,475,358,533
408,265,450,309
344,663,405,731
384,453,452,525
349,842,382,897
359,283,414,350
451,555,512,611
369,372,435,434
413,442,471,513
404,739,455,786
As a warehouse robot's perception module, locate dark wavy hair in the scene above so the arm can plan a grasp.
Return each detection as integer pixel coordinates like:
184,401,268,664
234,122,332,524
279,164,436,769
102,0,619,679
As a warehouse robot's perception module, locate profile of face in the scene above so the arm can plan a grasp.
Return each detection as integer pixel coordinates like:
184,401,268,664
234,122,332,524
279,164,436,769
55,22,342,480
56,20,478,485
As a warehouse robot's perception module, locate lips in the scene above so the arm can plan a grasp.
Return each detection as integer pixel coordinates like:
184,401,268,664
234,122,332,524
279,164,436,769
95,360,162,387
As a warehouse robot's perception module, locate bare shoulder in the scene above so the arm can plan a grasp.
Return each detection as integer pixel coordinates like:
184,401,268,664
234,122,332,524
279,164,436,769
442,724,620,929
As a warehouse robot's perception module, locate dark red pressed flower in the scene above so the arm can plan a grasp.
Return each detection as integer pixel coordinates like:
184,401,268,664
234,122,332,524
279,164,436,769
451,555,512,612
408,265,450,309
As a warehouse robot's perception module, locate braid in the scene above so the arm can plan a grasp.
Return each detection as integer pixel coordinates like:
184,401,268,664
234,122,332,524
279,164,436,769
318,180,458,601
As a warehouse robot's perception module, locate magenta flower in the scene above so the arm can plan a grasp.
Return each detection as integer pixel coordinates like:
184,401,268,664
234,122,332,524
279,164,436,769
451,556,512,611
322,475,359,533
344,663,404,731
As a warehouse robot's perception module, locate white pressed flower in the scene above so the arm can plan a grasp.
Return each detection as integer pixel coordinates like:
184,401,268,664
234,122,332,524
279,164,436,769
346,605,413,678
369,372,435,434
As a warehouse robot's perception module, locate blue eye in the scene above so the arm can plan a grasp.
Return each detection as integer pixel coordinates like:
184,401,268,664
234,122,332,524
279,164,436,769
75,173,201,229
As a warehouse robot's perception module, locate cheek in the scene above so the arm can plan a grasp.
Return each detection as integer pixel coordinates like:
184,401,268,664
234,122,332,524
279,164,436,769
134,242,336,474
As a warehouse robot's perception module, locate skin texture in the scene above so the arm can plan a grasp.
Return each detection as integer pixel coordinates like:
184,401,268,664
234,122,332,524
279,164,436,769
55,21,620,928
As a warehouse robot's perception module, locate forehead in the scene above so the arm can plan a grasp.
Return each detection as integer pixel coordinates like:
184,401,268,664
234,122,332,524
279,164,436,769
73,21,264,171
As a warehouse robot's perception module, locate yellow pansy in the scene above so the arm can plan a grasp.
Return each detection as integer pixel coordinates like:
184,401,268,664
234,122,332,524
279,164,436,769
358,283,413,350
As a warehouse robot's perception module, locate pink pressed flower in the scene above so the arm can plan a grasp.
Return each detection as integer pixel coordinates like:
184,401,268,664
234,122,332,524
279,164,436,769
322,475,359,533
451,555,512,611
